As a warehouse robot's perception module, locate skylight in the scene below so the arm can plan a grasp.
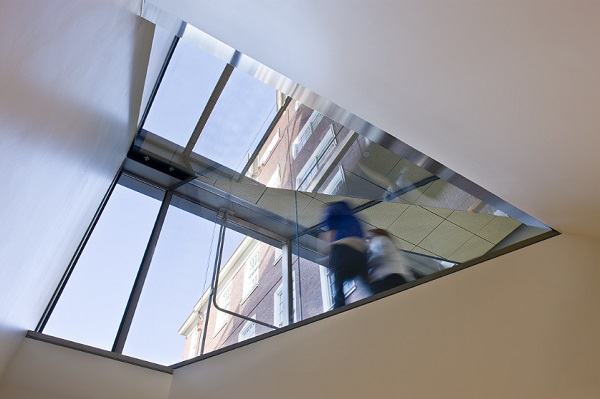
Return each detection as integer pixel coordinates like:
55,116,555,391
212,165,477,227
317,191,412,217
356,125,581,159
38,16,555,368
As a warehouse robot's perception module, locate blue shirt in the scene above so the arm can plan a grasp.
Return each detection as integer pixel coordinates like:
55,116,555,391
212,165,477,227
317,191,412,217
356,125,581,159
324,201,363,241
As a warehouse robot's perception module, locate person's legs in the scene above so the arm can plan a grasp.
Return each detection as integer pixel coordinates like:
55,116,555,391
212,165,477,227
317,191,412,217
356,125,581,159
370,274,408,294
331,244,369,308
330,245,349,308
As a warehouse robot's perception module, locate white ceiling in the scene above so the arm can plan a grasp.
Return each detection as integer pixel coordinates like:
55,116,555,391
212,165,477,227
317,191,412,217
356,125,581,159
148,0,600,240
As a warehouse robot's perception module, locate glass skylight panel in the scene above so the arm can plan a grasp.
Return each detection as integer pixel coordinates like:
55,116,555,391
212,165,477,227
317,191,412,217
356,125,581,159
40,19,555,366
122,204,244,365
43,184,161,350
143,37,226,147
193,68,277,172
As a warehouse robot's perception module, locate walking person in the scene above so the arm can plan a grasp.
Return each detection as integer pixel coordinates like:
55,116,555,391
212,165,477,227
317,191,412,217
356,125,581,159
366,228,415,294
323,201,371,308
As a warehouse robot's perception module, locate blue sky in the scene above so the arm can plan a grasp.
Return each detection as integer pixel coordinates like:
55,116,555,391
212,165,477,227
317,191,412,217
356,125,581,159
44,28,276,365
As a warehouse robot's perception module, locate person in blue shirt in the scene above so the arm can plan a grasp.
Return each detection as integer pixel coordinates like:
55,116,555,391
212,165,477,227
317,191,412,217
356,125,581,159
323,201,371,308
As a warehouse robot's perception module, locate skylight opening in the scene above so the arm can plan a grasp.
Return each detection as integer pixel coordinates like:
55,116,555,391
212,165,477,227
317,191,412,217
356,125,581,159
39,16,555,367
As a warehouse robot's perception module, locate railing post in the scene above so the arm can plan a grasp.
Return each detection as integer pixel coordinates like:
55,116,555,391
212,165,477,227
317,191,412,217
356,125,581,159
198,214,226,356
281,241,294,326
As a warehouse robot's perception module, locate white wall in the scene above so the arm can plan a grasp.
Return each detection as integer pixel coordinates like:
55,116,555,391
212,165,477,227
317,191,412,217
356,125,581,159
168,233,600,399
0,339,172,399
0,0,153,378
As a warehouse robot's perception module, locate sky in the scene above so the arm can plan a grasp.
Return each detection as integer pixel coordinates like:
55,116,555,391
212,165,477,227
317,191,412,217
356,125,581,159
43,26,276,365
144,29,276,173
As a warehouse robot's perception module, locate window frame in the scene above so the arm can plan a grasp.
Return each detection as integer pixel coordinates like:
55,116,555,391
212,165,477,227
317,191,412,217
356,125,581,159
319,266,356,311
273,271,297,327
238,316,257,342
242,246,261,301
295,125,337,190
214,281,232,334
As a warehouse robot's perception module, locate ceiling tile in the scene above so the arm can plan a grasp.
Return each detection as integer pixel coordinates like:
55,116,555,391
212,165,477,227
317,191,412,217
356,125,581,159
449,235,496,263
418,220,474,258
477,216,521,243
256,189,313,220
355,201,409,229
213,180,267,204
447,210,495,232
387,206,445,244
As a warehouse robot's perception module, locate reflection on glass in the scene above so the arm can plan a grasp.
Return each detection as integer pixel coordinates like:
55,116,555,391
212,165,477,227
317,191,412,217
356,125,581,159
43,184,161,350
143,36,226,146
179,235,283,359
290,233,455,323
291,243,371,319
122,205,244,365
240,100,548,263
194,68,277,172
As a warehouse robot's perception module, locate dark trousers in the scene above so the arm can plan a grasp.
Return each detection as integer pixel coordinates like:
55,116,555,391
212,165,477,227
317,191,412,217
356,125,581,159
330,244,370,309
370,274,409,295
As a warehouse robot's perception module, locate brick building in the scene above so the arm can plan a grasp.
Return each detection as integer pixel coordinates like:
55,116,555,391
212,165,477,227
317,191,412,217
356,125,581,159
179,99,372,359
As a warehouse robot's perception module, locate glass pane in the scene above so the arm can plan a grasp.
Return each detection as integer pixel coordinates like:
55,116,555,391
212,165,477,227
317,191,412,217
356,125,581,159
194,68,277,172
143,37,226,146
179,235,283,358
43,184,162,350
292,250,372,319
291,232,454,322
122,204,244,365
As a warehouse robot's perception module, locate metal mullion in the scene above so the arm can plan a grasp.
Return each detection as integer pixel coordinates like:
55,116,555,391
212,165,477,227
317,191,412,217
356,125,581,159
112,190,173,353
282,241,294,326
199,216,226,356
182,64,234,157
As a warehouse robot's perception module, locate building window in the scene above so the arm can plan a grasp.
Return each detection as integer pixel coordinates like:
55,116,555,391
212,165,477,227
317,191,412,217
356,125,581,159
238,317,256,342
267,164,281,188
296,125,336,190
273,246,282,264
214,283,231,333
243,247,260,299
188,329,199,359
322,166,345,195
273,272,296,327
292,111,325,159
261,130,281,165
319,266,355,311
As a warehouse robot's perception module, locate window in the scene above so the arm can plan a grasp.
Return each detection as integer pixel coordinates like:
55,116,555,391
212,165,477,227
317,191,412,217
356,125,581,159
42,184,161,351
273,272,297,327
292,111,325,159
322,166,345,195
273,246,282,264
319,266,355,311
243,247,260,299
214,282,231,333
261,130,281,165
296,125,337,190
188,329,199,359
267,164,281,188
238,317,256,342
